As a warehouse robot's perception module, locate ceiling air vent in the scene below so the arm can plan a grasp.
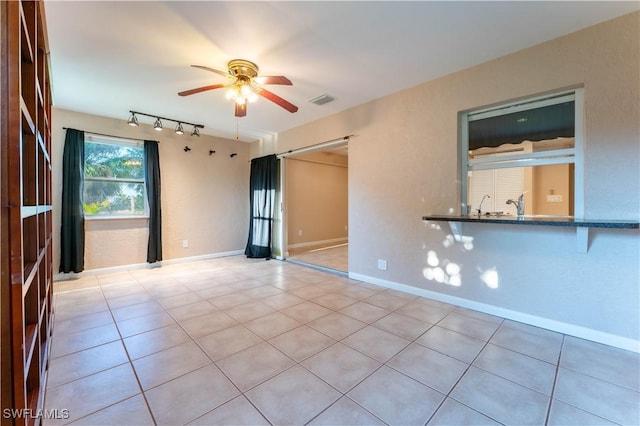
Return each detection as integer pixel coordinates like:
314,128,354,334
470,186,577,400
309,94,335,106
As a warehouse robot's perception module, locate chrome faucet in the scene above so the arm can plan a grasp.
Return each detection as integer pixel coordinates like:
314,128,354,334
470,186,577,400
506,194,525,216
477,194,490,215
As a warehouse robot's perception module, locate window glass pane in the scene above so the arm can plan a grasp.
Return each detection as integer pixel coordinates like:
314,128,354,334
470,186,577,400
468,100,574,150
462,90,580,217
83,181,145,215
467,165,573,216
468,138,574,164
84,142,144,179
83,139,146,216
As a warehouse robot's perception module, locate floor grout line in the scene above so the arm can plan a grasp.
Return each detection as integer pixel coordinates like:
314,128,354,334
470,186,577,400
101,277,159,426
45,255,638,425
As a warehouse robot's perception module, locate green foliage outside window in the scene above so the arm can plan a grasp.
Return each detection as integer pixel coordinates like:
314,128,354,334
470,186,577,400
83,141,146,216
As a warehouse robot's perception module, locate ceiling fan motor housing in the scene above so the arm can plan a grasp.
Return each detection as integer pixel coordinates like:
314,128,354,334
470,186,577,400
178,59,298,116
228,59,259,79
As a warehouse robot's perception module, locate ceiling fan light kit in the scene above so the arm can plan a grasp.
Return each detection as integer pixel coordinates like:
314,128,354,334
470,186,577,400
179,59,299,117
127,111,204,136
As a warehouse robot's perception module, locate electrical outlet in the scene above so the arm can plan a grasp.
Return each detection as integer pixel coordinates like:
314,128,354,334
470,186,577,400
298,229,303,236
377,259,387,271
182,240,189,248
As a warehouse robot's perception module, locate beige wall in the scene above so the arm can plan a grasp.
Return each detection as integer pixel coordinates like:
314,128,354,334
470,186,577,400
52,109,250,271
285,152,348,247
251,13,640,349
532,164,573,215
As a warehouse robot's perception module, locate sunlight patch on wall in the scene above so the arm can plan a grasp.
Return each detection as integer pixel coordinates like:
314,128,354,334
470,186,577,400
479,267,499,289
425,221,475,251
423,221,501,289
442,234,474,251
422,250,462,287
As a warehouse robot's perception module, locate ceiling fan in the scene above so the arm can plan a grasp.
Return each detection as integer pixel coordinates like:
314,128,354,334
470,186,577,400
178,59,298,117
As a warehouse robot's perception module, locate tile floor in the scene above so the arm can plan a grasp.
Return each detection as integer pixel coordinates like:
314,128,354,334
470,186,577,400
287,244,348,273
44,255,639,425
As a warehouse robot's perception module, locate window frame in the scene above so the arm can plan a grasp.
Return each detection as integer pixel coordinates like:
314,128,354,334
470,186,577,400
460,88,584,218
83,134,148,219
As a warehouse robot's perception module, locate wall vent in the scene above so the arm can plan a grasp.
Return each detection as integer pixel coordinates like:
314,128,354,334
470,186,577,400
309,94,335,106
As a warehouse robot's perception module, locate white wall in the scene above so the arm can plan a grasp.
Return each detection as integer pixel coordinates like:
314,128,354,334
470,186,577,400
251,13,640,351
52,109,250,271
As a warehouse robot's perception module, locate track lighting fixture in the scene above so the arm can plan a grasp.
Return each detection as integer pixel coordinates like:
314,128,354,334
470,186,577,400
128,113,139,126
126,111,204,136
230,153,237,158
209,150,216,156
184,146,191,152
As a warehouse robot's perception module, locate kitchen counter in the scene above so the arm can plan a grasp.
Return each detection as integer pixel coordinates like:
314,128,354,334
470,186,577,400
422,214,639,229
422,214,638,253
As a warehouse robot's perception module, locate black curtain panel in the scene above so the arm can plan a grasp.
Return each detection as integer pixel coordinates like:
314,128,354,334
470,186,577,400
245,154,277,258
144,140,162,263
59,128,85,273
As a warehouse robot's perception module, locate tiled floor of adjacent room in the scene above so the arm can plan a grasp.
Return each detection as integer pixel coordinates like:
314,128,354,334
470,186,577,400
288,244,348,273
45,256,639,425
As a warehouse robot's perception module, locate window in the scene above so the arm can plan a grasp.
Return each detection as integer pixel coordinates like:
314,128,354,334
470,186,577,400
461,89,583,217
83,136,146,217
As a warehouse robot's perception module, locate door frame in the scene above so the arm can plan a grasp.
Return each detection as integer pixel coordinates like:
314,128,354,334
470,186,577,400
273,137,349,260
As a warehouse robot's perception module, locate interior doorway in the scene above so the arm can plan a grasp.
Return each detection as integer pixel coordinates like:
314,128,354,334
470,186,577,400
276,139,349,274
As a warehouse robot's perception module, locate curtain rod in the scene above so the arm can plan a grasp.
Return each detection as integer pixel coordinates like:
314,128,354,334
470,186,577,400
62,127,158,143
276,134,354,158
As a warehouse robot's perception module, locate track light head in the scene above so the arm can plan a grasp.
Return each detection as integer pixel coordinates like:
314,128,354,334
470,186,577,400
128,113,139,126
127,111,203,135
184,146,191,152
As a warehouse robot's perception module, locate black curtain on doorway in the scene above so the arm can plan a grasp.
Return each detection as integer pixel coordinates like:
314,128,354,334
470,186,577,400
144,140,162,263
59,128,85,273
245,154,277,258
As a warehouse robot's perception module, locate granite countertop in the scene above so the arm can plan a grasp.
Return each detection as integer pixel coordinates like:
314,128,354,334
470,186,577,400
422,214,639,229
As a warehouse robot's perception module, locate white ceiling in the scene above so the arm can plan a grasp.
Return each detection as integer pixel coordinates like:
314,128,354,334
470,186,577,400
44,1,638,143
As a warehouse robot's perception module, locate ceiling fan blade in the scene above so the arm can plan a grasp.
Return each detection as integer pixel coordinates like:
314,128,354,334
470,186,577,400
191,65,231,78
254,75,292,85
235,103,247,117
178,84,226,97
255,87,298,113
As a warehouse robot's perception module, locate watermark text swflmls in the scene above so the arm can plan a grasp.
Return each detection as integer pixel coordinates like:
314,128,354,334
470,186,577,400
2,408,70,420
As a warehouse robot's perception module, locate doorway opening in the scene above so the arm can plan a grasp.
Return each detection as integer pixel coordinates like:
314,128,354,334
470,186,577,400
276,139,349,274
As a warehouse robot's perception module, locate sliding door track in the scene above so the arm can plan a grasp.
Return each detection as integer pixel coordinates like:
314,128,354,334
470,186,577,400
284,258,348,277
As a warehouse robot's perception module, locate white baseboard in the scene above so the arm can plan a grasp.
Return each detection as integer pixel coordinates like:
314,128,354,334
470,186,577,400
349,272,640,354
54,249,244,281
287,237,347,250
